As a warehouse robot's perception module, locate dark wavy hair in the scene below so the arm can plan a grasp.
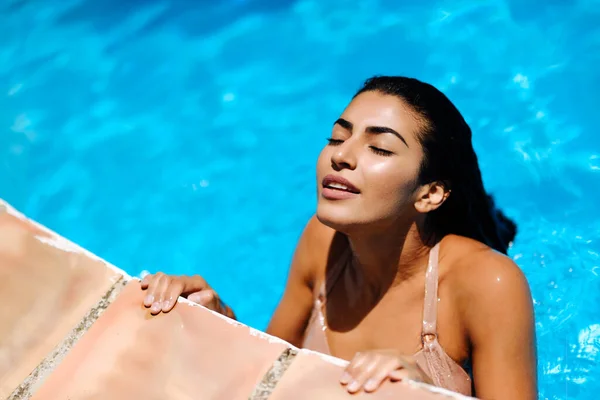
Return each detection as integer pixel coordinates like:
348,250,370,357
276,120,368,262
354,76,516,254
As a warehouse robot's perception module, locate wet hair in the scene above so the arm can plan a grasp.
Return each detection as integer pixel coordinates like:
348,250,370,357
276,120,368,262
354,76,517,254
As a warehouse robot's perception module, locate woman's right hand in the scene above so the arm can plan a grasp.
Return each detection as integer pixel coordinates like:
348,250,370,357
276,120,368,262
141,272,227,316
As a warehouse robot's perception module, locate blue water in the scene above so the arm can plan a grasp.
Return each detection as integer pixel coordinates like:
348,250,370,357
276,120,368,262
1,0,599,398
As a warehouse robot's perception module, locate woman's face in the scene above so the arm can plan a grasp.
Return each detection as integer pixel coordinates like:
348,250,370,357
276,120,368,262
316,91,426,231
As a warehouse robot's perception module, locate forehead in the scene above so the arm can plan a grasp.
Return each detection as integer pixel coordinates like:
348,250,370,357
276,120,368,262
341,91,423,143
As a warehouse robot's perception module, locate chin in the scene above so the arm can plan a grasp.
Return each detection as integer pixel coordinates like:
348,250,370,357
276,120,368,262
316,201,364,234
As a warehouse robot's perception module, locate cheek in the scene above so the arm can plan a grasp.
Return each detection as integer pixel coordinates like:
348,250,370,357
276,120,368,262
363,159,418,203
316,148,330,177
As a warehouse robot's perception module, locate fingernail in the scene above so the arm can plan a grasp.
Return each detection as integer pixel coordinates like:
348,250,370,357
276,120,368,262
347,381,360,392
150,302,161,313
340,372,351,384
365,379,377,391
162,300,171,310
144,295,154,305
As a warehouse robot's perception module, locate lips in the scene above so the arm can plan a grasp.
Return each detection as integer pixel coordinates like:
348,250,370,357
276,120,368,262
322,175,360,194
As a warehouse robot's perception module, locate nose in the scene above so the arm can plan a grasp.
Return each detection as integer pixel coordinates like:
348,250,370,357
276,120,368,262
331,140,357,171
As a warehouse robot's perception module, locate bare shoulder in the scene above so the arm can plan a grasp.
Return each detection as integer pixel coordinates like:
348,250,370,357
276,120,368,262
442,235,534,327
444,235,530,293
441,238,537,397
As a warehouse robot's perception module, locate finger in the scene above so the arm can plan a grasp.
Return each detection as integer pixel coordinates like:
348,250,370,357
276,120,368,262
388,356,418,381
143,274,163,307
141,273,153,289
161,280,184,313
181,274,209,296
150,275,170,314
389,368,412,382
346,356,379,394
341,352,367,385
390,364,431,384
189,290,218,310
364,359,402,392
187,291,203,305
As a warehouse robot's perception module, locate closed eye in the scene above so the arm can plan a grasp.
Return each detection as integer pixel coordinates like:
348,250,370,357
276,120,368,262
327,138,344,146
369,146,394,156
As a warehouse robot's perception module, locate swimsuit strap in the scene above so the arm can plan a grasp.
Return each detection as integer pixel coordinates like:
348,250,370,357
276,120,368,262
422,243,441,337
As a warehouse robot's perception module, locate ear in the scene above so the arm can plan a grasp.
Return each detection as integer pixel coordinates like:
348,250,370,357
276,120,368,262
414,181,450,213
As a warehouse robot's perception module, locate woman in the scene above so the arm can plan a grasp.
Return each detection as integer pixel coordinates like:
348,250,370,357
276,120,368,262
141,76,537,398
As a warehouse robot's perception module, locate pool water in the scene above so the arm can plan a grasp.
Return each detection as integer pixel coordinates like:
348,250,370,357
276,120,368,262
1,0,599,398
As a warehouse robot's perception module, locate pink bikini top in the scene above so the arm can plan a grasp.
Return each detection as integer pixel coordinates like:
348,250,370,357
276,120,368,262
301,243,473,396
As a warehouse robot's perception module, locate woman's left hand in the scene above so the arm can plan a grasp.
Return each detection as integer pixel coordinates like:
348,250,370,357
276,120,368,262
340,349,433,394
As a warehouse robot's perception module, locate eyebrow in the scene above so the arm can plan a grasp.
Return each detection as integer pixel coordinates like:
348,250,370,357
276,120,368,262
333,118,408,147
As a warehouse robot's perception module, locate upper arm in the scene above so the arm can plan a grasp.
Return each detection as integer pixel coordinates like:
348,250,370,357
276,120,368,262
462,252,537,399
266,215,332,346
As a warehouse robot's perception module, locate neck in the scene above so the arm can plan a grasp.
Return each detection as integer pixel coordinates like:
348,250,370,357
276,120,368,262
344,218,432,298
